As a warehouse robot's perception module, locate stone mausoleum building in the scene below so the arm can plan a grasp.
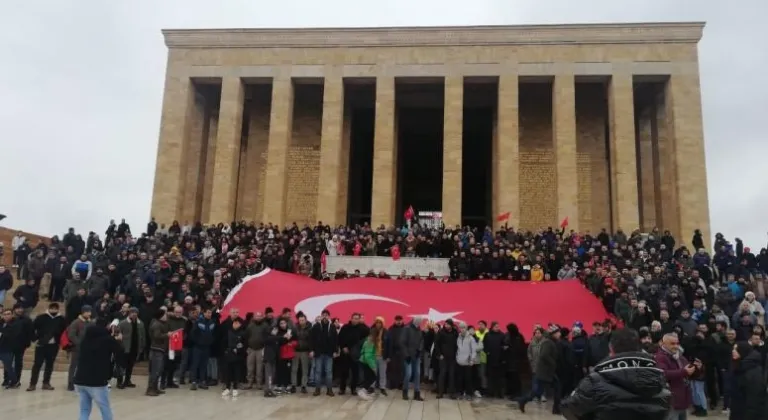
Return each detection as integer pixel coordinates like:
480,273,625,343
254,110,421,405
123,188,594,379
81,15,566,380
150,22,711,248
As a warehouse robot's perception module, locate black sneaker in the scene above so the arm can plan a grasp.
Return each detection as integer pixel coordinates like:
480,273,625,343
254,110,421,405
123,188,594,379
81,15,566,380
290,385,297,393
124,382,136,388
313,388,321,396
338,389,346,396
326,389,335,397
301,386,307,394
379,388,388,396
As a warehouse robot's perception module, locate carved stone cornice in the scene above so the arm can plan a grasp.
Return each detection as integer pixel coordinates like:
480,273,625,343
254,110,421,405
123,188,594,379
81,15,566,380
163,22,705,49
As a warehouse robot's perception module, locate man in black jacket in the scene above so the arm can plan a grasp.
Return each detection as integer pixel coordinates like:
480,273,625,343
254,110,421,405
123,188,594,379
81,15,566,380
337,312,369,395
386,316,406,390
561,328,671,420
309,309,338,396
434,319,458,398
74,320,123,420
9,304,34,387
399,316,425,401
28,302,67,391
514,325,562,414
0,308,20,388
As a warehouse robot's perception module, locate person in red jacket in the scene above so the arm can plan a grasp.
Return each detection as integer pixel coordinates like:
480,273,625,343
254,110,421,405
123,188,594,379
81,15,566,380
276,319,297,393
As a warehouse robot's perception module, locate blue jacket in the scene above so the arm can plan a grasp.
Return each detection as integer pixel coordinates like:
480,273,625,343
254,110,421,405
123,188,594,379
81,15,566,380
190,316,216,348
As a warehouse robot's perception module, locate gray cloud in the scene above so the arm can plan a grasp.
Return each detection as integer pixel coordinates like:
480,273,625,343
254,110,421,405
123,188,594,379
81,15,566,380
0,0,765,250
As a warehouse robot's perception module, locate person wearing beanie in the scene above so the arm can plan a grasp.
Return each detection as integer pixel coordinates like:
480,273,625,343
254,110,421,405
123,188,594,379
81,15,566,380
28,302,66,391
116,307,145,389
455,322,478,400
515,324,562,414
399,316,425,401
728,341,767,420
66,304,93,391
146,308,170,396
561,328,670,420
10,303,34,387
434,318,458,398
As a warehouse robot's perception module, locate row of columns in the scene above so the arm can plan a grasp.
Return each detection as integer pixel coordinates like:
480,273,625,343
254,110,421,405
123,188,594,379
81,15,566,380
150,72,709,248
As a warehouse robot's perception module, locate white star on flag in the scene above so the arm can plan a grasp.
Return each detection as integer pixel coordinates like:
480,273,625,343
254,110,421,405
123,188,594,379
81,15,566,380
410,308,464,323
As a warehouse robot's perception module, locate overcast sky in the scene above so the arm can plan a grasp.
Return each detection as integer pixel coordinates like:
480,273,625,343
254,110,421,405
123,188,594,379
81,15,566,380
0,0,766,250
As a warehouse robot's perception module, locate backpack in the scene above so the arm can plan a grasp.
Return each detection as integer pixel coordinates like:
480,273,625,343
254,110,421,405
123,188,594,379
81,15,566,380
61,321,84,351
60,330,72,351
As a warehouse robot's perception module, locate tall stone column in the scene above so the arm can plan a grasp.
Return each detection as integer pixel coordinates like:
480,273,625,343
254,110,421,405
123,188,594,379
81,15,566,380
442,77,463,227
150,74,195,225
665,73,711,250
637,109,657,231
654,96,680,241
371,76,396,227
493,74,520,229
263,77,294,226
608,73,639,232
317,75,345,226
553,74,579,232
207,77,245,224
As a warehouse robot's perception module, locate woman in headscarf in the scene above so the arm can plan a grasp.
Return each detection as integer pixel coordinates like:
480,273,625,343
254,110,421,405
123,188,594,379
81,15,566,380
728,341,767,420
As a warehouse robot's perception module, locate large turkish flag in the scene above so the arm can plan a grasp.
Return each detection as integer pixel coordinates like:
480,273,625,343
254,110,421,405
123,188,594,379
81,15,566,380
222,269,608,340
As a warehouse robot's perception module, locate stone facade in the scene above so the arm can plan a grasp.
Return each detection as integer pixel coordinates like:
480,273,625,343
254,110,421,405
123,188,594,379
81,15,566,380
149,22,711,249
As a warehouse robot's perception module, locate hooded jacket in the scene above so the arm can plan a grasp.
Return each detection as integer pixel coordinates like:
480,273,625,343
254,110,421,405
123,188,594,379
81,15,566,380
73,324,123,387
729,346,767,420
561,352,670,420
455,332,478,366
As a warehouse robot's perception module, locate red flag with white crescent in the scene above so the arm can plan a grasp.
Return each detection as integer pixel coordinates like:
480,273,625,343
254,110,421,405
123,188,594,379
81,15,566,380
222,269,609,341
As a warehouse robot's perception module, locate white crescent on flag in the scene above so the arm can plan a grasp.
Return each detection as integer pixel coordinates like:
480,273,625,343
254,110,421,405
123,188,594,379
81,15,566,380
295,294,410,321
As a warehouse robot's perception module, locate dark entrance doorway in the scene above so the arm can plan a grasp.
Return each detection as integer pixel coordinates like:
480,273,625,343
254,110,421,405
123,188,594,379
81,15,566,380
345,82,375,226
461,80,495,229
395,80,444,223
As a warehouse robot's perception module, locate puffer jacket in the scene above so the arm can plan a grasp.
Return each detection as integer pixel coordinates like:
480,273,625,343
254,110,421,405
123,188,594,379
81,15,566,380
561,352,670,420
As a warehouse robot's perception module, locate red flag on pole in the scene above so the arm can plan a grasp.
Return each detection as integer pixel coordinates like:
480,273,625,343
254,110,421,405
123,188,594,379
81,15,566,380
169,329,184,359
496,212,511,222
169,329,184,351
560,217,569,229
404,205,415,221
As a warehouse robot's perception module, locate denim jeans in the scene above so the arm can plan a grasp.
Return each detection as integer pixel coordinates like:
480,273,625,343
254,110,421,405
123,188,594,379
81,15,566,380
189,347,209,384
77,385,113,420
690,380,706,407
313,354,333,388
376,357,388,389
667,410,687,420
0,290,6,306
403,358,421,393
521,376,561,413
0,351,16,385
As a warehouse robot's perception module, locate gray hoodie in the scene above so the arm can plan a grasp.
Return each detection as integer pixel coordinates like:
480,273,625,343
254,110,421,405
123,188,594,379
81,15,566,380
455,331,478,366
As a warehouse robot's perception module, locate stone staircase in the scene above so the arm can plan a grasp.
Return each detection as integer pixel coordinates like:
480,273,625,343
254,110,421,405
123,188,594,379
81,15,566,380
2,275,149,377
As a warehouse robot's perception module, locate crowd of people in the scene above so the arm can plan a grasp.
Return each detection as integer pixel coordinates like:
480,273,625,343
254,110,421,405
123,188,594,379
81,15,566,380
1,219,768,419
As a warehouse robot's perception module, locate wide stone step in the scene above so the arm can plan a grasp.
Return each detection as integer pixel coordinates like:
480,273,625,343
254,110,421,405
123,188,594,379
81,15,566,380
13,355,149,376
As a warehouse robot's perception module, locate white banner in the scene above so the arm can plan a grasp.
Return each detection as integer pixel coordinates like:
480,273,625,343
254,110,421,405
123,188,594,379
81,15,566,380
326,256,450,277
